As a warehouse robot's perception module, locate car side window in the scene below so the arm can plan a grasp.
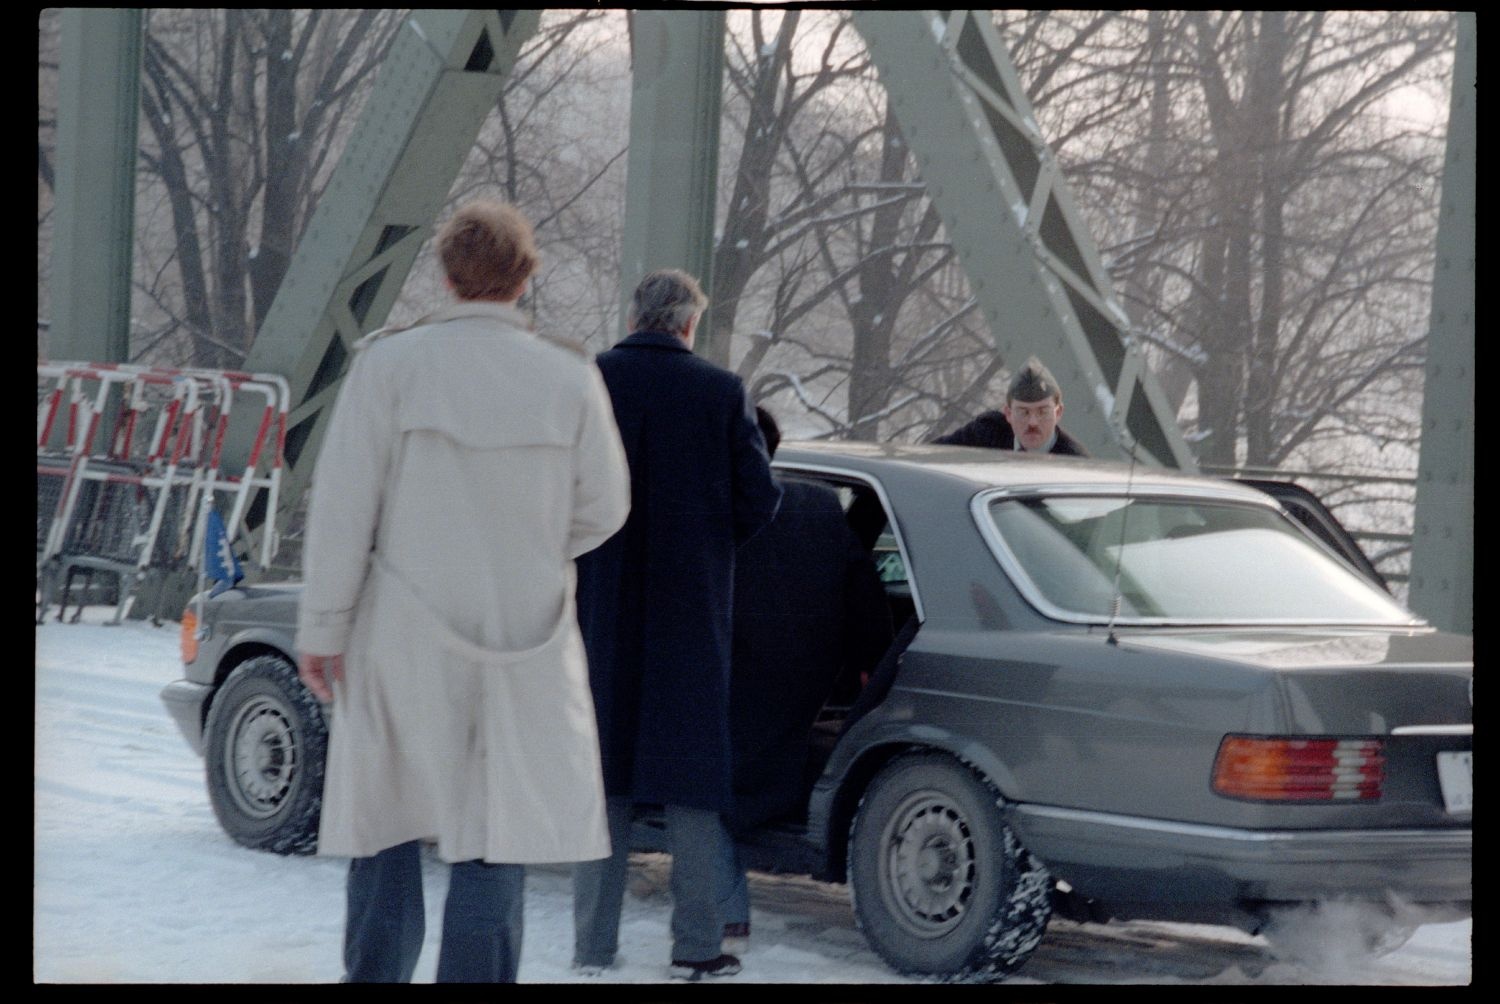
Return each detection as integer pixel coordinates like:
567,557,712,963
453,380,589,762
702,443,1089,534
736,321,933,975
872,529,907,587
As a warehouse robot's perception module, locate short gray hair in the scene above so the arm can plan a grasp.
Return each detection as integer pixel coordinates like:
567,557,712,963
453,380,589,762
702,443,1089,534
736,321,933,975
628,269,708,334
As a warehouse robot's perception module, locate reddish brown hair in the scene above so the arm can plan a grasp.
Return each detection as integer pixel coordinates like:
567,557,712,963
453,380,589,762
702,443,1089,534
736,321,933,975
436,200,539,302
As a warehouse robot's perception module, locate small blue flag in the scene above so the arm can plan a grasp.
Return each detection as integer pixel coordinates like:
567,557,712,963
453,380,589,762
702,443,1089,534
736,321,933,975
204,507,244,597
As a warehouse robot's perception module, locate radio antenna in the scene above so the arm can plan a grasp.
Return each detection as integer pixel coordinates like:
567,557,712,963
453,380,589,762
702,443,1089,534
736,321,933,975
1105,437,1138,647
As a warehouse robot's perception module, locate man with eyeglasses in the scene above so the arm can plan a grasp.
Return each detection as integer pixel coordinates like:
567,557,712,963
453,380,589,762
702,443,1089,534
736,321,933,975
933,356,1090,457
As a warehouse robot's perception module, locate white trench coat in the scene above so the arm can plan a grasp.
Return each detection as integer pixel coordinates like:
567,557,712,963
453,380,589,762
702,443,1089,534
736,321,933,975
295,300,630,863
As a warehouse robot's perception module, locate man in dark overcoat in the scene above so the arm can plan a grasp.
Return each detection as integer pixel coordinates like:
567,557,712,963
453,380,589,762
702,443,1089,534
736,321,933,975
715,408,894,949
933,356,1091,456
572,269,781,981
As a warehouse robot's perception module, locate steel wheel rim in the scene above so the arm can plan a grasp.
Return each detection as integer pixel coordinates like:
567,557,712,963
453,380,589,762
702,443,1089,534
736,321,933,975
224,694,297,819
877,788,978,938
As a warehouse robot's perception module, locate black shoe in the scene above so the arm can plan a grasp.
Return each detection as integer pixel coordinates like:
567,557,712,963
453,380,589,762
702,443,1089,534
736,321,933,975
668,953,742,981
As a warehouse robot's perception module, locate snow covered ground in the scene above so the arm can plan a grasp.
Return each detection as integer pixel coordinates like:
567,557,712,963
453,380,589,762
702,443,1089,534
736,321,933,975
35,610,1471,985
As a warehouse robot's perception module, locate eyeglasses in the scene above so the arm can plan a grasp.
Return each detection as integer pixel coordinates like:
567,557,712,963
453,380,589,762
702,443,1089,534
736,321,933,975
1008,402,1057,421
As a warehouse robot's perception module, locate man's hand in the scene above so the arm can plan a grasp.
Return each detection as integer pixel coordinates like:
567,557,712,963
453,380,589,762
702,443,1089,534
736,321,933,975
297,652,344,704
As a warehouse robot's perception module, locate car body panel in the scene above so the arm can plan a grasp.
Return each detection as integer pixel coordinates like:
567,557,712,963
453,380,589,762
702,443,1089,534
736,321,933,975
168,584,303,753
160,679,214,755
1004,804,1472,907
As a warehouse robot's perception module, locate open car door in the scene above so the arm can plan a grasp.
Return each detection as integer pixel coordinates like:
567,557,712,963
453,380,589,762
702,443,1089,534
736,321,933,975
1237,479,1390,593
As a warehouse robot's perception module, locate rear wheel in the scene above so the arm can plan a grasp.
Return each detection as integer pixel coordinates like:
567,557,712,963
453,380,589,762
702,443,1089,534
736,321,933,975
848,752,1052,980
204,654,325,855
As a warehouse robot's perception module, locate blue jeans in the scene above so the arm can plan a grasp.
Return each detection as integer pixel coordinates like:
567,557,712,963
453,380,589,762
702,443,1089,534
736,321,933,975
343,840,525,983
572,798,728,965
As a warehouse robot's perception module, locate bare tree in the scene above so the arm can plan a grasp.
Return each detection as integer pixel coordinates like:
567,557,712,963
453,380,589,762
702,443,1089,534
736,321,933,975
711,11,995,443
133,9,402,366
1010,11,1452,472
1185,11,1449,469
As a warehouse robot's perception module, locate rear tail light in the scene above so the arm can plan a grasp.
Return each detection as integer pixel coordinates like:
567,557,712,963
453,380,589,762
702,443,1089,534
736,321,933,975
1212,735,1384,802
180,607,199,664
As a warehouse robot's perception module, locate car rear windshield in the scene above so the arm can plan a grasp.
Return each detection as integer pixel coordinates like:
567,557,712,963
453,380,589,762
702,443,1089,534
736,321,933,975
983,494,1417,625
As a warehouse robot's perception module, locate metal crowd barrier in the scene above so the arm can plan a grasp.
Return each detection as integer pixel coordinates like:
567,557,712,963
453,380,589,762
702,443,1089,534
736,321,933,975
36,362,288,624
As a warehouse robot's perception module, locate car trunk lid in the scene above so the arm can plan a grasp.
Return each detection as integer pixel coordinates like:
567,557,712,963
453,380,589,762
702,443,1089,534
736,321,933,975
1120,626,1471,824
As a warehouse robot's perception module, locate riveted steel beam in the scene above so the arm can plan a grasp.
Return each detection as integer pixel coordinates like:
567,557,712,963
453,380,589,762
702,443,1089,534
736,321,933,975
618,10,726,362
1407,12,1474,635
235,10,540,547
852,10,1195,469
49,9,143,367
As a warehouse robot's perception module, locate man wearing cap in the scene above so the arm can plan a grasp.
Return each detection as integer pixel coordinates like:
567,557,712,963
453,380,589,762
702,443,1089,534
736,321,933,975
933,356,1090,456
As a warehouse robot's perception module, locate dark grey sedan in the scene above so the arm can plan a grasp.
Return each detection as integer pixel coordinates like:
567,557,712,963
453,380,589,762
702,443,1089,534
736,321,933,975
161,442,1472,981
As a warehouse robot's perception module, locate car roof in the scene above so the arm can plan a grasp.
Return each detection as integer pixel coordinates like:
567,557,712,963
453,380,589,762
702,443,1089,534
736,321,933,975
774,440,1273,505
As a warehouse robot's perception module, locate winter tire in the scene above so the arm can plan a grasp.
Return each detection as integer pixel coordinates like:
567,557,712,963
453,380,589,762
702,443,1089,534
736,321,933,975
848,752,1052,981
204,654,326,855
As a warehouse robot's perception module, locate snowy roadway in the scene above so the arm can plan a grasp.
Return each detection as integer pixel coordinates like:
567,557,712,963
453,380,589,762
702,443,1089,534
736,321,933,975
35,611,1470,985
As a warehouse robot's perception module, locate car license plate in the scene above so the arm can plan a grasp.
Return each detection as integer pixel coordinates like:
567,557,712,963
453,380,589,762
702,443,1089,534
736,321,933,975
1436,751,1472,814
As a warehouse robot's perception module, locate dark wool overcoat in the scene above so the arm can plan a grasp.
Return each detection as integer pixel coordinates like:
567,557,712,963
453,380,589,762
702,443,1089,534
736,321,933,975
576,329,782,813
726,479,894,835
933,409,1091,456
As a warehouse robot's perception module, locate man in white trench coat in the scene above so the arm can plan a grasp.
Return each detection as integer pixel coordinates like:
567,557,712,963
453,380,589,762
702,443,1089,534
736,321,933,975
295,200,631,983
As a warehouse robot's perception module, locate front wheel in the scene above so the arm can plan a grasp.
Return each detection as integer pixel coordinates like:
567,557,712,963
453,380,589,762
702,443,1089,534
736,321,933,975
848,752,1052,981
203,654,326,855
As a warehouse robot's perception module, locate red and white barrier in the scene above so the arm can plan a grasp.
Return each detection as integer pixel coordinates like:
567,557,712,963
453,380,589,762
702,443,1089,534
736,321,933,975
37,361,289,622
